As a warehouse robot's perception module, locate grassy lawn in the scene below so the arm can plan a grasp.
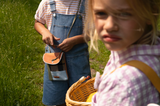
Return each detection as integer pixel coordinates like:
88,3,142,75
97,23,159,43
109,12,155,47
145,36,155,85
0,0,44,105
89,41,110,75
0,0,159,105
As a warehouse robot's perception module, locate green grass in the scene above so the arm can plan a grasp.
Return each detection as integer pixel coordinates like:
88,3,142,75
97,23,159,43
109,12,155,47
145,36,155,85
89,40,110,75
0,0,44,105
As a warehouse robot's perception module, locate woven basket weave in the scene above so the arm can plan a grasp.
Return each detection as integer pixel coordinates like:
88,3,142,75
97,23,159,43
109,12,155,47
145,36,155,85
65,76,97,106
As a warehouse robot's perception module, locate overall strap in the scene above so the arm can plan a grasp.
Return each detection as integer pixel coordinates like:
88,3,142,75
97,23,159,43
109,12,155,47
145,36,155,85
67,0,81,38
79,0,85,14
49,0,56,17
122,60,160,93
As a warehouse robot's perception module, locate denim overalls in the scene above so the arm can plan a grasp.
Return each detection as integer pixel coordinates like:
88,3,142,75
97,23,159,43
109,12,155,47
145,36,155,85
42,0,91,105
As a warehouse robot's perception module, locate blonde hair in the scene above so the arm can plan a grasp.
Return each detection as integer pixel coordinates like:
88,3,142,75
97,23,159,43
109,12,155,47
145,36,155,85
84,0,160,52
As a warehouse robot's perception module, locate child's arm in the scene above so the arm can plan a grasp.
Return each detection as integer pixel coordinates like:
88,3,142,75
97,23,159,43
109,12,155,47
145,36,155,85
34,20,85,52
34,20,60,46
57,35,86,52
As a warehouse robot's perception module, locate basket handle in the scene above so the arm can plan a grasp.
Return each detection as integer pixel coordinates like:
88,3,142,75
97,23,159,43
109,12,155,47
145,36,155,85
69,76,90,91
76,76,86,86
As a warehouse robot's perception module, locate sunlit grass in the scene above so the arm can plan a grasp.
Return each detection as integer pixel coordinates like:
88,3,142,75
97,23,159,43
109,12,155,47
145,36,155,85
89,40,110,74
0,0,44,105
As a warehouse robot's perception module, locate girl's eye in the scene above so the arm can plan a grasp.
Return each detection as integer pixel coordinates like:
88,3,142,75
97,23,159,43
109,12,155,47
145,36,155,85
95,12,107,18
96,12,106,16
115,12,132,19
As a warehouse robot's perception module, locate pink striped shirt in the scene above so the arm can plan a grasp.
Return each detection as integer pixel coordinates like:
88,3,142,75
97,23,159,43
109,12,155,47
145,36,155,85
35,0,84,30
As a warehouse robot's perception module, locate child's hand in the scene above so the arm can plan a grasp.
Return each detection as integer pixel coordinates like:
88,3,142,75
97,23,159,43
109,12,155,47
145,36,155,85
42,32,60,46
57,38,75,52
42,32,53,45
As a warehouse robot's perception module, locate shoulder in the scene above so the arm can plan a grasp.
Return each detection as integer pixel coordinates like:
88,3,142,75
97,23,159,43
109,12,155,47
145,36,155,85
115,65,146,81
105,65,143,83
35,0,51,16
121,44,160,77
35,0,52,24
101,64,152,88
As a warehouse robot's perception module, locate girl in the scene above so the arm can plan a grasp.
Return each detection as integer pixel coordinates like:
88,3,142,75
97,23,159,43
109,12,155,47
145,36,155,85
84,0,160,105
34,0,91,106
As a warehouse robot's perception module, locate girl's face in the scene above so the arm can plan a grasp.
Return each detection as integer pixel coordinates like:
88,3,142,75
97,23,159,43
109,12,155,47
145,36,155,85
93,0,147,51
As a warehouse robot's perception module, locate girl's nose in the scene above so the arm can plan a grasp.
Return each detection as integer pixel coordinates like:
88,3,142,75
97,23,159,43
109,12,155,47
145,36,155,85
103,15,118,32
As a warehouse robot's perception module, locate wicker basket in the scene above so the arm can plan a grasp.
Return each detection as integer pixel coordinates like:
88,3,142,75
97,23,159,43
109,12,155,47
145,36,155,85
65,76,97,106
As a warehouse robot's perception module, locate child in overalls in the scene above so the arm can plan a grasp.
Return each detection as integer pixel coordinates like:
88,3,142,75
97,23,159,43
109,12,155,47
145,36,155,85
84,0,160,105
34,0,91,106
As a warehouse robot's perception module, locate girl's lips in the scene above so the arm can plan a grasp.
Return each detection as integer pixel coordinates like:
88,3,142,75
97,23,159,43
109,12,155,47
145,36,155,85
102,34,121,42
